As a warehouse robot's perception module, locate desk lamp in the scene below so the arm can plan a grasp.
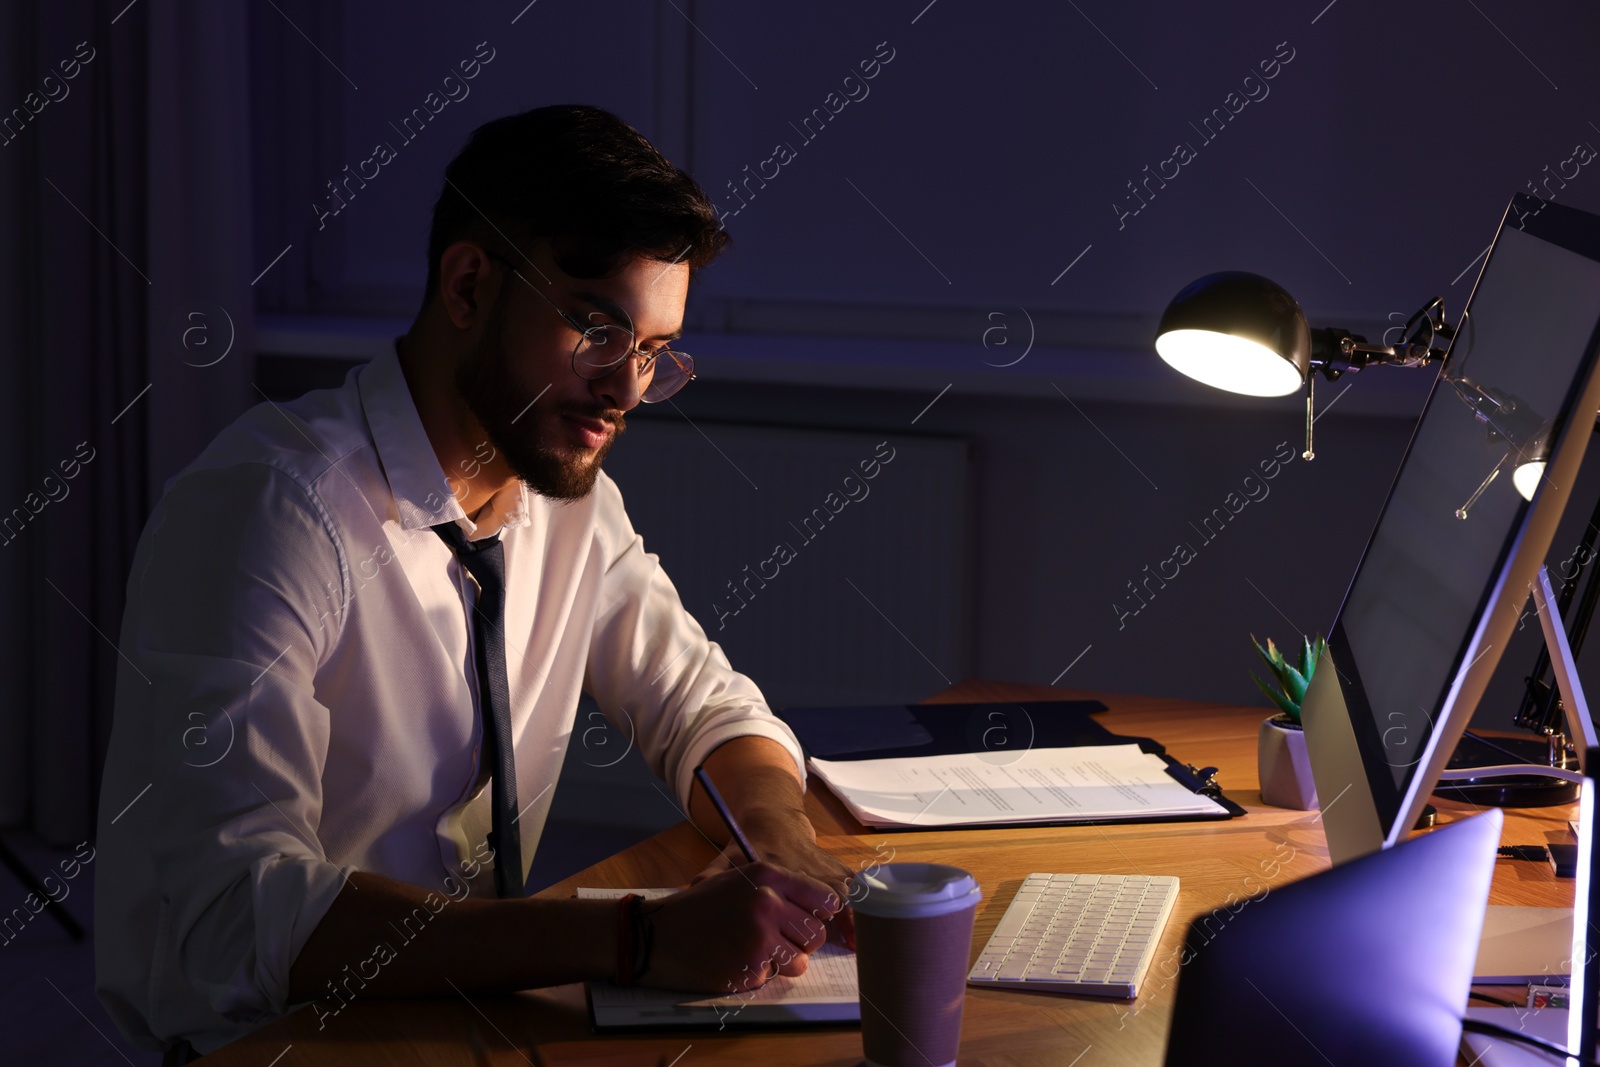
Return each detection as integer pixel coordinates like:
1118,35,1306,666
1155,271,1457,461
1155,268,1588,805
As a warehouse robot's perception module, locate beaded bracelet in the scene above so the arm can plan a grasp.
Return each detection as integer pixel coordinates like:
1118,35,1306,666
631,897,655,983
615,893,641,986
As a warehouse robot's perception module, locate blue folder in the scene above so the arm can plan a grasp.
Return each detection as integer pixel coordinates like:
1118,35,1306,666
774,700,1112,761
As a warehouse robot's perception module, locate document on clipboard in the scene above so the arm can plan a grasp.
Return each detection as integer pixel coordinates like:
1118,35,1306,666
807,743,1232,829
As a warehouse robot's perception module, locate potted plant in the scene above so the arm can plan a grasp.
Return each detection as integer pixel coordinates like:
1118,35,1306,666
1251,634,1327,810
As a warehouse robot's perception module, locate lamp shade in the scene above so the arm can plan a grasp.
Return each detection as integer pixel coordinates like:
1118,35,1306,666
1155,272,1311,397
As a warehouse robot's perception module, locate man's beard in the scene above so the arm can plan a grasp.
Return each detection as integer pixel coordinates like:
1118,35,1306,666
454,298,624,502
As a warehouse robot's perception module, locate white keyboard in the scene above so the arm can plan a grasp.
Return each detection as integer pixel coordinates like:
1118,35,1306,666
967,873,1180,998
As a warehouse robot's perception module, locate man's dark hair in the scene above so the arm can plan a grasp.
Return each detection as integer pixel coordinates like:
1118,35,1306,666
423,104,728,304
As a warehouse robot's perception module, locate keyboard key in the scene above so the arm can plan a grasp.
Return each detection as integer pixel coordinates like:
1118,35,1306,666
997,958,1032,980
993,912,1031,938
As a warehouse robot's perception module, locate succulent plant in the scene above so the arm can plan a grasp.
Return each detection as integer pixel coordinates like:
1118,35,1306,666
1250,634,1328,725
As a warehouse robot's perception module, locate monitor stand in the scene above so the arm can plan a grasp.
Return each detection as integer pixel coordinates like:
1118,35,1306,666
1442,567,1597,983
1435,566,1599,788
1435,733,1579,806
1438,563,1596,806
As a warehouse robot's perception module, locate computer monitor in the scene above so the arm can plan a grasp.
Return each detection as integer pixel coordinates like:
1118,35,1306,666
1301,194,1600,866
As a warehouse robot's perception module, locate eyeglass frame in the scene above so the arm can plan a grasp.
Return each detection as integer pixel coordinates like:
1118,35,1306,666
479,247,697,403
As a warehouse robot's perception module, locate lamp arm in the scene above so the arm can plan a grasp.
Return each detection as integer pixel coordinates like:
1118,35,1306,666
1308,297,1456,382
1309,330,1443,379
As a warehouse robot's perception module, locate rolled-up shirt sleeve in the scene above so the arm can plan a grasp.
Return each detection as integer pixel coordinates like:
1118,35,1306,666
96,461,357,1046
580,474,806,811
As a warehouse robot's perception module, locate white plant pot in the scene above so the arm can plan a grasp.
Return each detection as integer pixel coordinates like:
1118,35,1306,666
1258,716,1318,810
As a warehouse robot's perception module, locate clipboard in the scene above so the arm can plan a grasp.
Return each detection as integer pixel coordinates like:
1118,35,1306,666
775,700,1245,827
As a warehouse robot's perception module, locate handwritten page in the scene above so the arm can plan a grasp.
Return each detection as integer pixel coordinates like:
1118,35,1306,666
576,888,859,1027
808,744,1229,828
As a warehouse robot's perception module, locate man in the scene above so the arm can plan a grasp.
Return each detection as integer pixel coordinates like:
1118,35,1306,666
95,105,855,1058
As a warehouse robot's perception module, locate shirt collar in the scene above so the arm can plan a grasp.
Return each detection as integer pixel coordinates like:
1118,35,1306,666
360,338,532,539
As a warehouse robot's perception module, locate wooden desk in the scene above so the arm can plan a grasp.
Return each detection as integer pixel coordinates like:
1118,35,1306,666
197,680,1577,1066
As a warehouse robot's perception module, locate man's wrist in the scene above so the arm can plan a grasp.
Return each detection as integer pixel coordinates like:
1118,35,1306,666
517,896,620,984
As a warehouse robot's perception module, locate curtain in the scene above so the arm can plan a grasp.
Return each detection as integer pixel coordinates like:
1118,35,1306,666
0,0,254,845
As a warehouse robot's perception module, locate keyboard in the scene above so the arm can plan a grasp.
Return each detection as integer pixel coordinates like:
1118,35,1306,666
967,873,1180,998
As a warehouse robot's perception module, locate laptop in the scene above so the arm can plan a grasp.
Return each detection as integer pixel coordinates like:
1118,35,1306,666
1163,808,1502,1067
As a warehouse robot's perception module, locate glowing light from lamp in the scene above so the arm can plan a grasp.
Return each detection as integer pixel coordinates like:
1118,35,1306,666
1512,460,1544,501
1155,329,1304,398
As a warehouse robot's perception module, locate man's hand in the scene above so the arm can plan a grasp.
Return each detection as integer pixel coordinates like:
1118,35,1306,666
641,862,839,993
690,810,858,951
686,735,859,952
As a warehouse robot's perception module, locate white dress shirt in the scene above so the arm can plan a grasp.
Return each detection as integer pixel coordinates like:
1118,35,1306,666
93,341,805,1054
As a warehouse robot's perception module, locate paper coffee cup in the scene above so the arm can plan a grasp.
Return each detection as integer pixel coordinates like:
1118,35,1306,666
851,863,982,1067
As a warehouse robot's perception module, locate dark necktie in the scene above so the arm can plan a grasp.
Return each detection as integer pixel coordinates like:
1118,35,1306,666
432,521,523,898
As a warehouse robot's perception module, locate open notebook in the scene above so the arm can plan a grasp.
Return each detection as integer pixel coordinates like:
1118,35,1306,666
576,888,860,1029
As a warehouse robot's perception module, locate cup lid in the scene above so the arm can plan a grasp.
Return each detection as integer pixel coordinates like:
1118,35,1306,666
850,863,982,918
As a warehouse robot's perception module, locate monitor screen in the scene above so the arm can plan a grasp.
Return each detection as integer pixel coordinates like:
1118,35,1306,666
1312,195,1600,853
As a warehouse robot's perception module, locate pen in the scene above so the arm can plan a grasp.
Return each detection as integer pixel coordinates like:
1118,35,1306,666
694,765,760,864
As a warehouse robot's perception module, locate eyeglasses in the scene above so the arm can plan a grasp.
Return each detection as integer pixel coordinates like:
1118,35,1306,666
483,249,696,403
